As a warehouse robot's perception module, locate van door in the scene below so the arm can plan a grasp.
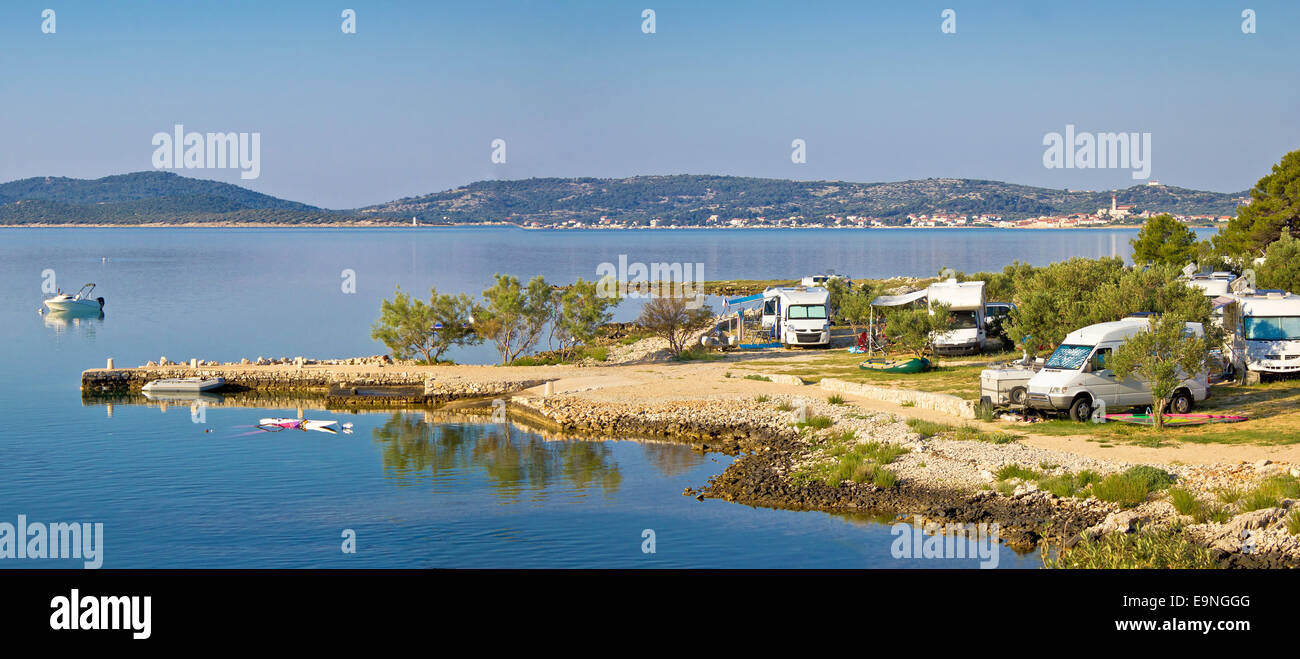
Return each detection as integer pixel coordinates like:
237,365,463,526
1082,347,1120,407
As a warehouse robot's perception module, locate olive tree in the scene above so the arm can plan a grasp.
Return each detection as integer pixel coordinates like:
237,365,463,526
884,301,954,359
637,295,714,357
477,274,554,364
1108,314,1212,431
370,286,480,363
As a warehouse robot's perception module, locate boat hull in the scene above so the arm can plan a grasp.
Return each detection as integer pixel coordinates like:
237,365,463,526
858,357,931,374
141,377,225,393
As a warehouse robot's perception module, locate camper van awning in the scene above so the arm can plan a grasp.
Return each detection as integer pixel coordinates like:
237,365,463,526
871,290,928,307
723,293,765,307
1211,295,1235,310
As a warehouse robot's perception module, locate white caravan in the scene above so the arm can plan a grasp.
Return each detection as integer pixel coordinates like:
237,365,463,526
928,279,987,355
763,287,831,347
1025,317,1208,421
1225,290,1300,377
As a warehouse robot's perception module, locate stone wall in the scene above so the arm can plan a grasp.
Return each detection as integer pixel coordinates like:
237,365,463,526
817,377,976,419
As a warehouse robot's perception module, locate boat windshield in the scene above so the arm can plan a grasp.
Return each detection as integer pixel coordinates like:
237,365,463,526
949,310,979,329
1044,344,1093,370
1243,316,1300,341
788,304,827,320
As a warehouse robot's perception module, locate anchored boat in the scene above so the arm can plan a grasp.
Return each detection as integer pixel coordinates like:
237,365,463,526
43,283,105,314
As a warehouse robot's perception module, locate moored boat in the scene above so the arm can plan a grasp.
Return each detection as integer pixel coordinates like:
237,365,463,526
142,377,225,393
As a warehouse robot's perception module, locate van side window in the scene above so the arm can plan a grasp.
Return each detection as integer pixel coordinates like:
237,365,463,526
1089,348,1111,373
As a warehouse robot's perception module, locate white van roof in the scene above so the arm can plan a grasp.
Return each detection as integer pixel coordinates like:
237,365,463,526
1232,290,1300,315
1063,317,1203,345
777,287,829,305
927,279,985,310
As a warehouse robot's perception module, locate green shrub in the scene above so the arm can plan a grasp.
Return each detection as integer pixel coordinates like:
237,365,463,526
1036,471,1101,498
905,418,953,437
1042,527,1223,569
996,464,1040,481
754,394,770,403
775,400,794,412
744,374,772,382
1168,488,1200,516
826,394,846,405
1125,465,1175,490
1287,510,1300,536
872,468,898,488
794,415,834,431
1238,490,1281,512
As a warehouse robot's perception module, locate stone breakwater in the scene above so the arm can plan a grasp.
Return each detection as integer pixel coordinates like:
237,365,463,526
81,363,549,407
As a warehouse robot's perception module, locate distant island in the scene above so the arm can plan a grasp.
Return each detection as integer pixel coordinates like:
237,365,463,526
0,171,1247,228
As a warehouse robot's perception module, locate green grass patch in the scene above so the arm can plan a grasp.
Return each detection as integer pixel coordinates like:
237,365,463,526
1168,488,1200,516
754,394,770,403
1035,470,1102,498
775,400,794,412
1042,527,1223,569
826,394,846,406
794,415,834,431
996,464,1040,481
1287,510,1300,536
906,418,953,437
743,374,771,382
1091,466,1174,508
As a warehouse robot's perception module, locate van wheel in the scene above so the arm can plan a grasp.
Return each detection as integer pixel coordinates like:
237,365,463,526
1168,390,1193,414
1068,395,1093,423
1009,386,1027,406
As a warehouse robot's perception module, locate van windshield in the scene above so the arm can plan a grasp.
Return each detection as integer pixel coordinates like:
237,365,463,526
949,310,979,329
1044,344,1093,370
788,304,827,320
1243,316,1300,340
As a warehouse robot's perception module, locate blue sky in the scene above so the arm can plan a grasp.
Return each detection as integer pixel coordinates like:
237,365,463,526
1,0,1296,208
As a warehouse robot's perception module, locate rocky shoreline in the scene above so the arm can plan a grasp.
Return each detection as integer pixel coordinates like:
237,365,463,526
510,391,1300,567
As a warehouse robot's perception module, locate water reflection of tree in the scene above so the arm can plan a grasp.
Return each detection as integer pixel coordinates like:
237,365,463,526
371,413,623,498
641,442,705,477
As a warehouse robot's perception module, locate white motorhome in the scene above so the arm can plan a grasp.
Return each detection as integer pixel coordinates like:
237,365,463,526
1025,317,1208,421
763,286,831,347
928,279,987,355
1225,290,1300,378
1184,271,1237,298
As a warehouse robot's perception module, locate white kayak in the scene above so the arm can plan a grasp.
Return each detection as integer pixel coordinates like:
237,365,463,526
142,377,225,392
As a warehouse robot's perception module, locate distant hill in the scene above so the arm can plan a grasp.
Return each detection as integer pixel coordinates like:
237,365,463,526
0,171,1248,225
360,175,1248,224
0,172,345,224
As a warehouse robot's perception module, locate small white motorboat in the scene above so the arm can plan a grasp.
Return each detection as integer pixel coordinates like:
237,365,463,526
142,377,225,393
43,283,105,313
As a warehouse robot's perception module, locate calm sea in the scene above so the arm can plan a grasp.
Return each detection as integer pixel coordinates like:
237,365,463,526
0,226,1210,568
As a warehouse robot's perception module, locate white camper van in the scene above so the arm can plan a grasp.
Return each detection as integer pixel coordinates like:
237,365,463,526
1025,317,1208,421
928,279,987,355
763,287,831,347
1226,290,1300,377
